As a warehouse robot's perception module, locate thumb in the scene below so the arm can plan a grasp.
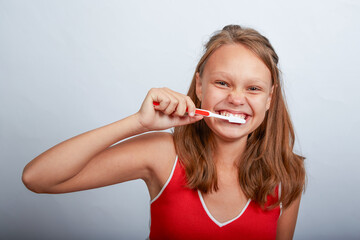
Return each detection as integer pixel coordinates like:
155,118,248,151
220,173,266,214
182,115,204,125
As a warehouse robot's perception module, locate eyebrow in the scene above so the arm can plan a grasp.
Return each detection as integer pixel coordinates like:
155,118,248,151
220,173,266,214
209,71,268,84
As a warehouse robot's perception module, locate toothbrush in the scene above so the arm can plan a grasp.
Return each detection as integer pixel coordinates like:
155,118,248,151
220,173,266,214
153,101,246,124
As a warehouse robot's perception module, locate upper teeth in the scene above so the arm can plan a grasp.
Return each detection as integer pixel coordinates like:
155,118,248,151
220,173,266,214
219,111,246,119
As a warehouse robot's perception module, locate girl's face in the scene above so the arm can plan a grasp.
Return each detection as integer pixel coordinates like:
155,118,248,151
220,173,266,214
196,44,273,142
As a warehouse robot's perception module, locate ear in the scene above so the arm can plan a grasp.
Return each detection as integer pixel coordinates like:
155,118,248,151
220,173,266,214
266,85,274,110
195,72,202,101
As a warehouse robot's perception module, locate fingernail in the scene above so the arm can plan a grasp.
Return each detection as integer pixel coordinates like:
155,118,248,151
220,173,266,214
189,112,194,116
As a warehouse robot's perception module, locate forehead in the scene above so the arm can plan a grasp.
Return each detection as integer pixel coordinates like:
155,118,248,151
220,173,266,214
202,44,272,85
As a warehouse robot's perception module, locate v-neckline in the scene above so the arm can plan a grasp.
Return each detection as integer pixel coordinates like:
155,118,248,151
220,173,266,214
197,190,251,227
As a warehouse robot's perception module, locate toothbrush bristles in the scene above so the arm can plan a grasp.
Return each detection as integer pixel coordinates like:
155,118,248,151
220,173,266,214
228,116,246,124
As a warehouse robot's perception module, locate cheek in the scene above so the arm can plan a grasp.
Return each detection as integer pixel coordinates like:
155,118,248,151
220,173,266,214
249,96,270,114
201,89,225,108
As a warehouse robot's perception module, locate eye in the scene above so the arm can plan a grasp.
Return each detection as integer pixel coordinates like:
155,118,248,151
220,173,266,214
215,81,229,87
248,86,260,91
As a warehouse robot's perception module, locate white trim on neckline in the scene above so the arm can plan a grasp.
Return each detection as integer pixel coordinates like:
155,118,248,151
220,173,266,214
150,155,178,204
279,182,283,216
197,190,251,227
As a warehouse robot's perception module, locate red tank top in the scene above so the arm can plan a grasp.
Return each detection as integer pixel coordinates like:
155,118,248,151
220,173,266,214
149,156,281,240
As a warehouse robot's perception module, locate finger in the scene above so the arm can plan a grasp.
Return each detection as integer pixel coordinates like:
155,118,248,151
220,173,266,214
184,96,196,117
162,89,190,117
159,88,181,116
163,94,179,115
152,90,172,112
176,115,204,126
173,96,187,117
156,88,189,117
162,92,179,115
188,115,204,123
149,88,167,110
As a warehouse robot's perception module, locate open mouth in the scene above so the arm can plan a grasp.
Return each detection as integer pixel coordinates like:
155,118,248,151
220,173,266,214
215,110,251,122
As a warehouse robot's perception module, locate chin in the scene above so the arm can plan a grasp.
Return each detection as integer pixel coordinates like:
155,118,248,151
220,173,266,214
217,130,249,142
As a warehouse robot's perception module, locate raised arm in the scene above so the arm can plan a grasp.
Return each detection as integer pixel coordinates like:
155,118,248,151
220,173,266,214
22,88,203,194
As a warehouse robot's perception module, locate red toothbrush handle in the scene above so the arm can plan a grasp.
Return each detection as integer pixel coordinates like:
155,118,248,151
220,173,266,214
152,101,209,116
194,109,210,116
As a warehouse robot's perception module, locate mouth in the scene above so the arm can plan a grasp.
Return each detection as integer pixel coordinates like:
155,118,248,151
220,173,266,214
215,110,251,123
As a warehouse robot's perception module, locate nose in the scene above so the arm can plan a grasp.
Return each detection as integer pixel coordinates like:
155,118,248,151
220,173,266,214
228,89,246,105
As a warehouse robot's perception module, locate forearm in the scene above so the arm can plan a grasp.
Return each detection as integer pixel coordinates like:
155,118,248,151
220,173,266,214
22,113,147,192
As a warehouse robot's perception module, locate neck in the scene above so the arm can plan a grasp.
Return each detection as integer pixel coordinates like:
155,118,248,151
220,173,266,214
213,136,247,171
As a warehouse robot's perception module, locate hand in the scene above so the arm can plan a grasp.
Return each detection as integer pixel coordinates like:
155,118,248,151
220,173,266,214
136,87,203,131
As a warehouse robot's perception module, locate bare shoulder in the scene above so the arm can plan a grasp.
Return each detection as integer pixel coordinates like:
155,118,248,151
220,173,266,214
132,130,176,162
119,130,176,174
135,131,177,200
136,131,175,155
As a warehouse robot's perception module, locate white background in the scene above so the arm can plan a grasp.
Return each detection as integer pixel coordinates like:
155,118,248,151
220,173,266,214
1,0,360,239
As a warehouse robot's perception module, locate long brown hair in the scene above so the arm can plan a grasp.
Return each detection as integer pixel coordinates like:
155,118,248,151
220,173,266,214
173,25,306,209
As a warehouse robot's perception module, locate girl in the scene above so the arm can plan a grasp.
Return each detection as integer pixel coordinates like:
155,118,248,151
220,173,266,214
22,25,306,240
